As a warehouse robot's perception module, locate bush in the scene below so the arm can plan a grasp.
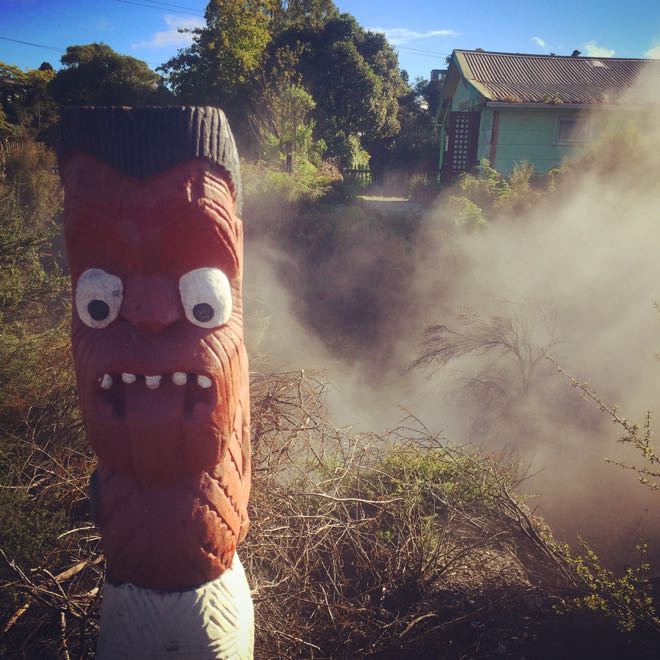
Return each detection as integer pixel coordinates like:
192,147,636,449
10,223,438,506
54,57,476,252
444,159,560,228
407,173,441,204
0,141,99,657
557,541,660,634
242,158,342,207
244,372,588,658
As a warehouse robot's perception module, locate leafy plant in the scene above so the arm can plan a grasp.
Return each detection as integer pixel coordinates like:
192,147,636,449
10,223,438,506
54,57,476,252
545,353,660,491
445,159,551,228
557,541,660,634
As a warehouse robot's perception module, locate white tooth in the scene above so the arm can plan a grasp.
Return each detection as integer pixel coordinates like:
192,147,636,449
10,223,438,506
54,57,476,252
122,373,136,384
172,372,187,386
145,375,161,390
197,375,212,389
100,374,113,390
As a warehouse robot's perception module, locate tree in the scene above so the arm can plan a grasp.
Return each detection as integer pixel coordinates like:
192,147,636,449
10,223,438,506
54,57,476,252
49,43,170,107
159,0,275,109
159,3,406,161
273,0,339,30
0,62,58,139
250,45,325,165
367,76,438,174
272,14,407,162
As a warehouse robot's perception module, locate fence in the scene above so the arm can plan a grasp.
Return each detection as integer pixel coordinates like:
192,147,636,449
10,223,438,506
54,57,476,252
342,164,371,186
0,139,23,162
341,164,386,189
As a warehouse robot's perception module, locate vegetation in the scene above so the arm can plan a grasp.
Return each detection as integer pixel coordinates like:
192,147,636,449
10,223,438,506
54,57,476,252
246,375,581,658
0,141,94,655
157,1,413,165
441,158,561,230
0,62,57,140
1,1,435,172
545,354,660,493
270,13,407,161
159,0,274,110
249,46,324,165
49,43,172,108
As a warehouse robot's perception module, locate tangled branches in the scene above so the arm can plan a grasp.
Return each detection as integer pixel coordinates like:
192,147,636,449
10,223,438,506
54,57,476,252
244,370,579,658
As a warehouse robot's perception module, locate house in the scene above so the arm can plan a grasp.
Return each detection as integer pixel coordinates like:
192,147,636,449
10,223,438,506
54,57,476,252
435,49,658,179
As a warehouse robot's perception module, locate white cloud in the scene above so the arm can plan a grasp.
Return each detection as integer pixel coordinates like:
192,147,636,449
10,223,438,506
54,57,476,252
645,44,660,59
131,14,204,50
530,36,546,48
583,40,615,58
371,27,459,46
96,19,113,33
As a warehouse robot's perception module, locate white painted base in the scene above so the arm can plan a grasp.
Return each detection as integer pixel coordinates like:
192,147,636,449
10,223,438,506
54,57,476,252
96,554,254,659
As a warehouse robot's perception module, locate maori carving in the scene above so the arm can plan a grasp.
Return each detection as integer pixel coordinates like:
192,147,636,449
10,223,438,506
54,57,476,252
59,107,252,657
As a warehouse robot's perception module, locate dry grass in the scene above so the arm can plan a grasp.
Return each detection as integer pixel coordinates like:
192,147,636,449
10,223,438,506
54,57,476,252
243,370,581,658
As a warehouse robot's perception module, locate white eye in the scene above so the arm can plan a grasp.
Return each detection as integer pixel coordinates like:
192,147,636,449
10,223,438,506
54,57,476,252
75,268,123,329
179,267,232,329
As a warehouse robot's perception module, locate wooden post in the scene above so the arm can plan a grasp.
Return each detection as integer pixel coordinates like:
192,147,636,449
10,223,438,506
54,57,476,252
59,107,253,659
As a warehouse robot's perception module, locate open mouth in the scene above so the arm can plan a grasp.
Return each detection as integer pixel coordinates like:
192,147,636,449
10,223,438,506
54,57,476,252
93,370,216,420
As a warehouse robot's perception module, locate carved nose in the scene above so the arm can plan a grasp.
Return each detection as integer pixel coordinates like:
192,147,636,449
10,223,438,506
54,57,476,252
121,274,181,335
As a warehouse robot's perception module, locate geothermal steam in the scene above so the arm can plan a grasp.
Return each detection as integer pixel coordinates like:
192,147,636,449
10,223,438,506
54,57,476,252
245,68,660,567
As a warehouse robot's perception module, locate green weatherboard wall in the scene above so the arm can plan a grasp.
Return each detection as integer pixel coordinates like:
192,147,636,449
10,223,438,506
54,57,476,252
449,78,583,175
492,109,578,174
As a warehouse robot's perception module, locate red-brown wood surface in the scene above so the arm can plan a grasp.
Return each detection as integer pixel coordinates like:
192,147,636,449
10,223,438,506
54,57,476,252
62,154,250,590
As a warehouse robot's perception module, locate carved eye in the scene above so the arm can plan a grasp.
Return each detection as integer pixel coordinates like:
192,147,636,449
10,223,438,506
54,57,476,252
75,268,123,329
179,268,232,329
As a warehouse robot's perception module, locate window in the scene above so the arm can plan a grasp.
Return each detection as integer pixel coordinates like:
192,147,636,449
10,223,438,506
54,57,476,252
555,115,588,143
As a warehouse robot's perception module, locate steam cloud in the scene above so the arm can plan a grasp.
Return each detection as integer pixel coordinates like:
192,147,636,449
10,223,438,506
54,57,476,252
245,68,660,568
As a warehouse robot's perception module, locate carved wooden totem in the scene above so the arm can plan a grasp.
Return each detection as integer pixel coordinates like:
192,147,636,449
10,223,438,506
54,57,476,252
59,107,252,658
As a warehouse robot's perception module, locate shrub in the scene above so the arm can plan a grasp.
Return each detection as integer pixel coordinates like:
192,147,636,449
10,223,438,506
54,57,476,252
245,372,584,658
407,173,441,203
0,141,98,656
557,541,660,634
445,159,557,228
242,158,342,207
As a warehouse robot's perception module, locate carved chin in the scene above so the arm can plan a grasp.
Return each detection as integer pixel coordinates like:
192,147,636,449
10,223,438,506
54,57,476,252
95,462,240,590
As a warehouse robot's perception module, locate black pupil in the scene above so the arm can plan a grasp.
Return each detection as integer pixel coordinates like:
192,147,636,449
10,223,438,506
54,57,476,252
88,299,110,321
193,303,215,323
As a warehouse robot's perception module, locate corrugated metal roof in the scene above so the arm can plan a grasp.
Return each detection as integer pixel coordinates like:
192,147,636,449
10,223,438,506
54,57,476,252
455,49,660,104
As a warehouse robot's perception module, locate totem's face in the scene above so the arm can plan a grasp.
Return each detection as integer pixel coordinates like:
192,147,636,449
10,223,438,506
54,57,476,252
62,154,250,589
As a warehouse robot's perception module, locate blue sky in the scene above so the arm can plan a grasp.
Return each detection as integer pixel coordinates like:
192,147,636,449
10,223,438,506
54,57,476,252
1,0,659,81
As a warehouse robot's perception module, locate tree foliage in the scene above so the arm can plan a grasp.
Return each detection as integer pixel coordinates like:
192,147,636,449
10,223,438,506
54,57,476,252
251,46,323,164
271,13,407,161
161,2,406,162
49,43,170,107
159,0,275,108
272,0,339,30
0,62,58,139
368,76,439,174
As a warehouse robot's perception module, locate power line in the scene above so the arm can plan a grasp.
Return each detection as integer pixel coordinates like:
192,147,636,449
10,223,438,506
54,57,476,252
138,0,204,12
113,0,204,17
0,18,442,70
397,45,448,57
0,35,64,54
397,47,445,60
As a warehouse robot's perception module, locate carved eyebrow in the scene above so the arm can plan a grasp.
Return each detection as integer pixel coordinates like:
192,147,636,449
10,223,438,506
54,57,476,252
156,202,240,277
65,202,137,280
198,198,240,268
62,155,241,276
